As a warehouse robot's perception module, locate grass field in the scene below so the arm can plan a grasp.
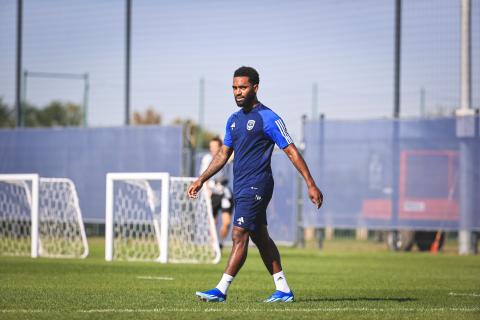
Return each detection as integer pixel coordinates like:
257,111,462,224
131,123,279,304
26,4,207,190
1,238,479,320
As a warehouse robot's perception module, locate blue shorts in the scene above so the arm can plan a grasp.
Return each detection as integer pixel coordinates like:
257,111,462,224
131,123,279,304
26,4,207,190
233,185,273,231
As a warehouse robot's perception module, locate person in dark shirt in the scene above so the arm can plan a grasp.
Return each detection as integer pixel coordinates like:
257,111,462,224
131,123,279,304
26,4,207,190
188,66,323,303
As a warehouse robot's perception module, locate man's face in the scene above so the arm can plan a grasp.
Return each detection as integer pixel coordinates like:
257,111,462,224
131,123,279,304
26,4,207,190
232,76,258,107
209,140,221,155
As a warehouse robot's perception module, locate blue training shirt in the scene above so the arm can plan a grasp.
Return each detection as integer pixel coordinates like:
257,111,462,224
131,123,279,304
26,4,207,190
224,103,293,195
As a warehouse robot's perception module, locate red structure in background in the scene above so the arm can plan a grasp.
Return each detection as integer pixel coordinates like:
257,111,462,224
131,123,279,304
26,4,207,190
362,150,459,221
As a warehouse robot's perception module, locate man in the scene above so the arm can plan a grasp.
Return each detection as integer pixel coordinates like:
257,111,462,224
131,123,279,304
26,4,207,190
199,137,233,248
187,66,323,303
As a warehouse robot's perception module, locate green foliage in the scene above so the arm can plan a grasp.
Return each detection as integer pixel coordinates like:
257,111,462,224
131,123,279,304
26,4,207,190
171,117,218,149
0,98,15,128
0,99,83,128
24,100,83,127
132,108,162,125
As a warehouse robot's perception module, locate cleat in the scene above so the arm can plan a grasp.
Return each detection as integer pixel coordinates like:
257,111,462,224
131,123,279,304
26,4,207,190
195,288,226,302
263,290,295,303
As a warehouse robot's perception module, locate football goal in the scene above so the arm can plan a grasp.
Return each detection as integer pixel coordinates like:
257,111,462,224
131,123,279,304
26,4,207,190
105,172,220,264
0,174,89,258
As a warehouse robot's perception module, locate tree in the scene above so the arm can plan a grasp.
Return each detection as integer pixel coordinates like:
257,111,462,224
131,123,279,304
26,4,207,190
24,101,82,127
171,117,217,149
0,98,15,128
132,107,162,125
0,99,82,128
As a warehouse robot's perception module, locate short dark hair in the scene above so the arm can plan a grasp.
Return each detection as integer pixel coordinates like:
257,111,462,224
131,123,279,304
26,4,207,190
210,136,223,146
234,66,259,85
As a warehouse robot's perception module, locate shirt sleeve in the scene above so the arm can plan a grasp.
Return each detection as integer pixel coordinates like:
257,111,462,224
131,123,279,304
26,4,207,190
223,115,234,148
262,111,293,149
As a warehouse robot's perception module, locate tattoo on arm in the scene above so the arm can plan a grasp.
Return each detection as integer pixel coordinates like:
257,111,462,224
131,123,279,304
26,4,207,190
199,146,232,182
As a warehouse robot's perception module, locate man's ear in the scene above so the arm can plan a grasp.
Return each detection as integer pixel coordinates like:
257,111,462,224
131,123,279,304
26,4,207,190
253,84,259,93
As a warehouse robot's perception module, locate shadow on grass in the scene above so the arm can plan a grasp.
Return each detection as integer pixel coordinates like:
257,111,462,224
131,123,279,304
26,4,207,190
299,297,417,302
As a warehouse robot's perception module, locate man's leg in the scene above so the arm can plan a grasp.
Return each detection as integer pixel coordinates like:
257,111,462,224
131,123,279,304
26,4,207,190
197,190,256,302
224,226,250,275
251,225,294,302
250,224,282,275
196,226,250,302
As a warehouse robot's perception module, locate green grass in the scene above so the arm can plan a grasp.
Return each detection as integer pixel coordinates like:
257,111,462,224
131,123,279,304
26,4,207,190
1,238,479,320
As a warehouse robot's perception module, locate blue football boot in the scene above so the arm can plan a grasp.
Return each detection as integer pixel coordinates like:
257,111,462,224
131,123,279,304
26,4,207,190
263,290,295,302
195,288,226,302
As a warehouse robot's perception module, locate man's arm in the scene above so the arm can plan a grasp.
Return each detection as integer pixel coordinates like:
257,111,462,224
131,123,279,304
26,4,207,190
199,154,213,197
187,145,233,198
283,144,323,209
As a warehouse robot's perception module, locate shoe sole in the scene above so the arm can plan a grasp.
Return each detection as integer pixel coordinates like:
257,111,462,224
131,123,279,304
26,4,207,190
195,292,226,302
264,296,295,303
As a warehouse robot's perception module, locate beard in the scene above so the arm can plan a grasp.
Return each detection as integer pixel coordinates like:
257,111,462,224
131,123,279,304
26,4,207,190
235,93,255,108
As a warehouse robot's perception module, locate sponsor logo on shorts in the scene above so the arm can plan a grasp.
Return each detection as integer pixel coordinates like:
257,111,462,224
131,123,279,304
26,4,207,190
236,217,244,225
255,194,262,201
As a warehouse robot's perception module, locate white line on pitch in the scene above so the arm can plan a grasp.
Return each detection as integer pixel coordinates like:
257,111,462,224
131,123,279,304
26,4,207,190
78,307,480,313
0,310,44,313
449,292,480,297
2,307,480,314
136,276,174,281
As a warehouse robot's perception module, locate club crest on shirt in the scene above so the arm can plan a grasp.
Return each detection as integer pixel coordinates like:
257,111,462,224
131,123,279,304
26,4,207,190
247,120,255,131
230,122,235,129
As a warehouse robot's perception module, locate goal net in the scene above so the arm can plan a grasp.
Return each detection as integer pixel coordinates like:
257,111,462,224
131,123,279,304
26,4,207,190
0,174,89,258
105,173,220,264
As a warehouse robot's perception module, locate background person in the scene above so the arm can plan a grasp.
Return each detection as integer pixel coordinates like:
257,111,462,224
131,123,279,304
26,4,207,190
200,137,234,249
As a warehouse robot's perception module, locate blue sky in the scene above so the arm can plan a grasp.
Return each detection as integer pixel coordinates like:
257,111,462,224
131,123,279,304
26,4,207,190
0,0,478,140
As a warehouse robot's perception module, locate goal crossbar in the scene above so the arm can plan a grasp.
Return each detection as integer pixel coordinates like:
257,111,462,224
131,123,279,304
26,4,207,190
0,174,89,259
105,172,220,264
0,174,39,258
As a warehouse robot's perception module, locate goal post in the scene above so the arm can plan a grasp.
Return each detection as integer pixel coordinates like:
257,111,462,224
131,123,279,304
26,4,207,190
105,172,220,264
39,178,89,258
0,174,39,258
105,172,170,262
0,174,89,259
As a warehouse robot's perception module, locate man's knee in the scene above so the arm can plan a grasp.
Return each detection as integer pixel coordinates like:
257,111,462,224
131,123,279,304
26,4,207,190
250,231,270,249
231,227,249,246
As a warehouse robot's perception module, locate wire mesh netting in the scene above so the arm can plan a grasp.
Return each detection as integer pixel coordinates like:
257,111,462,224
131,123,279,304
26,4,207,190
1,1,478,139
1,1,479,248
0,177,88,258
111,176,220,263
0,180,32,256
303,117,480,231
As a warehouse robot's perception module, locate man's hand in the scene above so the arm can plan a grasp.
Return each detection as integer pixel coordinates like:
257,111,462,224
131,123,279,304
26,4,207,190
283,144,323,210
187,179,203,199
308,185,323,209
191,145,233,200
